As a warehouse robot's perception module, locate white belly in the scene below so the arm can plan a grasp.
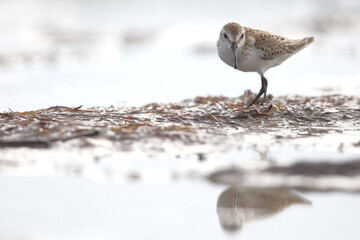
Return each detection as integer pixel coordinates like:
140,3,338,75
217,45,286,74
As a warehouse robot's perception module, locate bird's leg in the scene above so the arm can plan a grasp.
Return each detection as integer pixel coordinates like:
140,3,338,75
261,75,268,102
247,75,268,107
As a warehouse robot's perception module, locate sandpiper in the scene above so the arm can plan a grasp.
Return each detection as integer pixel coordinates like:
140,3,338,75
217,22,314,107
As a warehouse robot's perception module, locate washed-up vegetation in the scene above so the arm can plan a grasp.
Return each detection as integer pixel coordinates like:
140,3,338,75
1,92,360,191
1,92,359,148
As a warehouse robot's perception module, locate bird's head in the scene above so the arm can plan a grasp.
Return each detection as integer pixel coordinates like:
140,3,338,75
219,22,245,69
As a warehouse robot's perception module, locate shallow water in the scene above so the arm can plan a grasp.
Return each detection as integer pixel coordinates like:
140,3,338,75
0,176,359,240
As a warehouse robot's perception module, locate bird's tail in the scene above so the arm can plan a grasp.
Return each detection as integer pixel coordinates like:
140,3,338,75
290,36,314,52
303,36,314,46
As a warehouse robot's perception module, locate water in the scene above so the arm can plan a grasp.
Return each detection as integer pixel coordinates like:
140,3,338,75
0,176,359,240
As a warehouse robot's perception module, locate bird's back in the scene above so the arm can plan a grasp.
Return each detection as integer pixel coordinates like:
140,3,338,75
244,27,314,61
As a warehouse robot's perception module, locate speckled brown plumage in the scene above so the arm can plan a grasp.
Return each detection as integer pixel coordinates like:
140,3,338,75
223,22,244,37
244,26,314,60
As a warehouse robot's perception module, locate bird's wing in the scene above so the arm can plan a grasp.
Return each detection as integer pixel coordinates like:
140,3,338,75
245,27,312,60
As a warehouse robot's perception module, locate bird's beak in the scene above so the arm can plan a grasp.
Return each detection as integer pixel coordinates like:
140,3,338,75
231,42,238,69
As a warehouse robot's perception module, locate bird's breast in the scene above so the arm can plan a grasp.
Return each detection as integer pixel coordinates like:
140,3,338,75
217,45,264,73
217,44,236,69
217,45,284,74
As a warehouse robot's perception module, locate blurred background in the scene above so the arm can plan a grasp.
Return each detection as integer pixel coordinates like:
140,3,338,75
0,0,359,111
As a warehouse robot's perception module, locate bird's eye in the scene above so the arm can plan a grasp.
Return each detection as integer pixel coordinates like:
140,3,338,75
240,34,244,39
223,33,228,39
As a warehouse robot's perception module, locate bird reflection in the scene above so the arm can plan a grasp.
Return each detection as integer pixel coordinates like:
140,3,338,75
216,186,311,232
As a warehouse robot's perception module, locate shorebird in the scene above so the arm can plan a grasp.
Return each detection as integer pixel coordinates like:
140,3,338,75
217,22,314,107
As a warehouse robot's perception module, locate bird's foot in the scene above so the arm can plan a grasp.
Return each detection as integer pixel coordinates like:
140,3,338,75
245,96,267,108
